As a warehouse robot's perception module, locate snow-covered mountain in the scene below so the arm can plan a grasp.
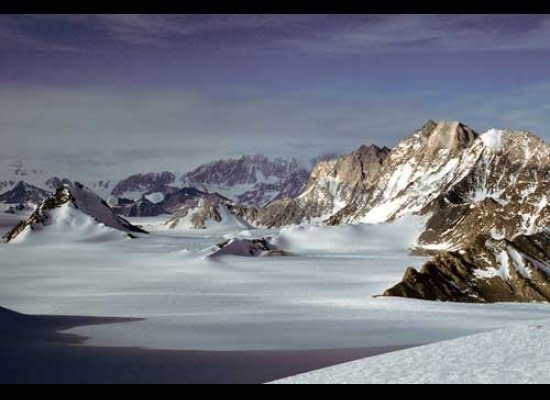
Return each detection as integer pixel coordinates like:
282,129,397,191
3,182,147,243
111,171,177,201
253,145,390,227
164,197,252,230
254,121,548,237
242,120,549,303
0,160,117,201
180,154,309,206
106,154,309,212
0,181,51,207
2,121,547,303
113,185,252,230
0,154,310,218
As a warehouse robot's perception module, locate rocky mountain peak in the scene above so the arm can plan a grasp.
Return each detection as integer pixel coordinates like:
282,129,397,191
111,171,176,199
0,180,51,206
180,154,309,206
423,121,478,155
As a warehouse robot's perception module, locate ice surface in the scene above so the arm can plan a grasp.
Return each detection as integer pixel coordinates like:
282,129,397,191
272,319,550,384
1,215,549,352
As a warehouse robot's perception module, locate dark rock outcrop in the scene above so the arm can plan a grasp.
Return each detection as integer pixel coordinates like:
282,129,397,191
384,232,550,303
208,238,292,258
111,172,176,198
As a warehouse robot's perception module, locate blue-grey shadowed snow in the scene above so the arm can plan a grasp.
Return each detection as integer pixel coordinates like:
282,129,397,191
0,306,408,384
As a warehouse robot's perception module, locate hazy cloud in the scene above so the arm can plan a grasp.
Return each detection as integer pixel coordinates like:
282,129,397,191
3,14,550,53
0,14,549,175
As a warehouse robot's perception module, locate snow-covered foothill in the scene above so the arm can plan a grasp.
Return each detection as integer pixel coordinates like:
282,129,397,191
3,182,147,244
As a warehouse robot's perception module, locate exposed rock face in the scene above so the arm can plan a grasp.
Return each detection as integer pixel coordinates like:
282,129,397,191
114,186,234,225
384,232,550,303
208,238,291,258
3,182,147,243
0,181,51,206
111,172,176,200
378,126,549,303
253,145,390,227
249,121,482,227
113,197,165,218
250,122,547,250
181,154,309,206
45,177,72,190
415,130,549,251
332,121,481,224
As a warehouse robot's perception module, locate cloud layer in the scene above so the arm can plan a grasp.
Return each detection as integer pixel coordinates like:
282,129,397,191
0,14,549,173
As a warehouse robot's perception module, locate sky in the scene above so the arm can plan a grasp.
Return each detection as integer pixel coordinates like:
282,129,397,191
1,14,550,172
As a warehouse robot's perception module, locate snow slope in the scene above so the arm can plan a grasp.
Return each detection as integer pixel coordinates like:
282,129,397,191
8,202,131,244
272,319,550,384
4,183,146,244
1,216,549,352
271,215,426,256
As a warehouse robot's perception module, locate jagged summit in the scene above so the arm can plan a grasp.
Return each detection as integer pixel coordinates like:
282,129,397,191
249,120,548,268
384,231,550,303
111,171,176,200
107,154,309,209
425,121,478,151
3,182,147,243
0,181,51,206
180,154,309,206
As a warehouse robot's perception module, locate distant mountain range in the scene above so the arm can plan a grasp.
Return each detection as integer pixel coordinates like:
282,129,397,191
2,120,548,303
0,154,309,209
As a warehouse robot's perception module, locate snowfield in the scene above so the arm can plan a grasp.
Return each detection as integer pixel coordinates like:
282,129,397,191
1,217,549,354
271,319,550,384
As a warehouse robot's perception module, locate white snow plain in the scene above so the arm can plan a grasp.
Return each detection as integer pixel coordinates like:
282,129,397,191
1,215,550,354
272,319,550,384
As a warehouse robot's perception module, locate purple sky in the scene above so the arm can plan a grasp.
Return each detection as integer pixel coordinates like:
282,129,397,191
1,14,550,168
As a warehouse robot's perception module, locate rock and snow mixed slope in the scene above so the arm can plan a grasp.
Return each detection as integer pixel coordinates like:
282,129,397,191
114,186,253,230
110,171,177,201
331,120,480,224
384,231,550,302
253,145,389,227
164,195,252,230
180,154,308,206
271,319,550,384
108,154,309,210
253,121,547,235
3,182,147,243
237,120,548,303
1,120,547,304
0,181,51,208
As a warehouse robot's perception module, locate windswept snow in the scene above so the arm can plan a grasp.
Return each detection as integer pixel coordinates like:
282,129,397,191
8,202,129,244
272,215,426,256
1,215,549,352
271,320,550,384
